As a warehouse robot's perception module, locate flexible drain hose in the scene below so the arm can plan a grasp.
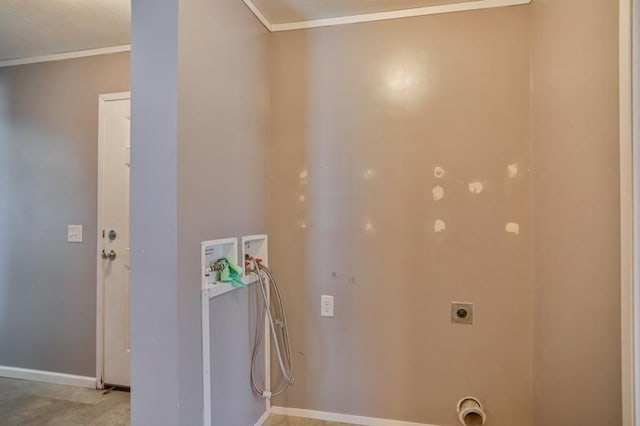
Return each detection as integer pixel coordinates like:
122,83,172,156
249,259,294,398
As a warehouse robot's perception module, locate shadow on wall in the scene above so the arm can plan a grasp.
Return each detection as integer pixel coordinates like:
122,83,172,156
0,64,98,375
0,77,9,341
0,55,130,377
277,27,436,412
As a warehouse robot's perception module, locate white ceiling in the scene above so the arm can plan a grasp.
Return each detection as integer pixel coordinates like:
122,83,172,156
250,0,483,25
0,0,130,61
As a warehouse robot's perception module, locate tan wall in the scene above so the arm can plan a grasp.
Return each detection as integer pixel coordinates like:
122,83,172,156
0,53,130,377
177,0,271,423
530,1,622,425
269,6,532,425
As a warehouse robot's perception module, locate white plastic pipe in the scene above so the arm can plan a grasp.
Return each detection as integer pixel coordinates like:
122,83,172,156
457,396,486,426
202,290,211,426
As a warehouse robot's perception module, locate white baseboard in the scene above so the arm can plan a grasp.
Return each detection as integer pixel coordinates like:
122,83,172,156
255,410,271,426
0,365,96,389
269,406,440,426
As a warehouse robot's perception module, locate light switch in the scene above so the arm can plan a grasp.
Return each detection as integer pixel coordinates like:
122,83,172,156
321,295,334,317
67,225,83,243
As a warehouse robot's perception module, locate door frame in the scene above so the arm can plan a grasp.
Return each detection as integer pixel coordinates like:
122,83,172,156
621,0,638,424
96,91,131,389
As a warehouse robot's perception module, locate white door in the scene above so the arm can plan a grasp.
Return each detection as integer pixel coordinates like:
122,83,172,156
98,93,131,388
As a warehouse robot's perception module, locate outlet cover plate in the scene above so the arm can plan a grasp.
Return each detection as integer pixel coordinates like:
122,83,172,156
451,302,473,325
321,295,334,317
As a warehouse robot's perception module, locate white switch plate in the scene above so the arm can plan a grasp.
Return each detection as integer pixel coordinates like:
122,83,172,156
67,225,83,243
321,295,334,317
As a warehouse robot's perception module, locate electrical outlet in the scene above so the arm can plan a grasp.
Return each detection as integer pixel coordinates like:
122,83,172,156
321,295,334,317
451,302,473,325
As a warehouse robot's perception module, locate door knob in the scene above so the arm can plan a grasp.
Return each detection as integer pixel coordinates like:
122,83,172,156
101,249,117,261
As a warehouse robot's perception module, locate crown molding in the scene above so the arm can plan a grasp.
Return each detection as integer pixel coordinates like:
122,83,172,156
0,44,131,68
243,0,532,32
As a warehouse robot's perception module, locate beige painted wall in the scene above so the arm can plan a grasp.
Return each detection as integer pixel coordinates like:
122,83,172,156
269,6,532,425
530,1,622,425
0,53,130,377
177,0,270,423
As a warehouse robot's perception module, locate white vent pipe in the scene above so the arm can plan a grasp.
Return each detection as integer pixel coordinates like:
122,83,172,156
456,396,487,426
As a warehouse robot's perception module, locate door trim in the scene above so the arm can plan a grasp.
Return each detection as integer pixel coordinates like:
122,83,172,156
96,92,131,389
621,1,638,425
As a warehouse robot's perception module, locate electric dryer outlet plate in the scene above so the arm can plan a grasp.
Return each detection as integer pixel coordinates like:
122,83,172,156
451,302,473,325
